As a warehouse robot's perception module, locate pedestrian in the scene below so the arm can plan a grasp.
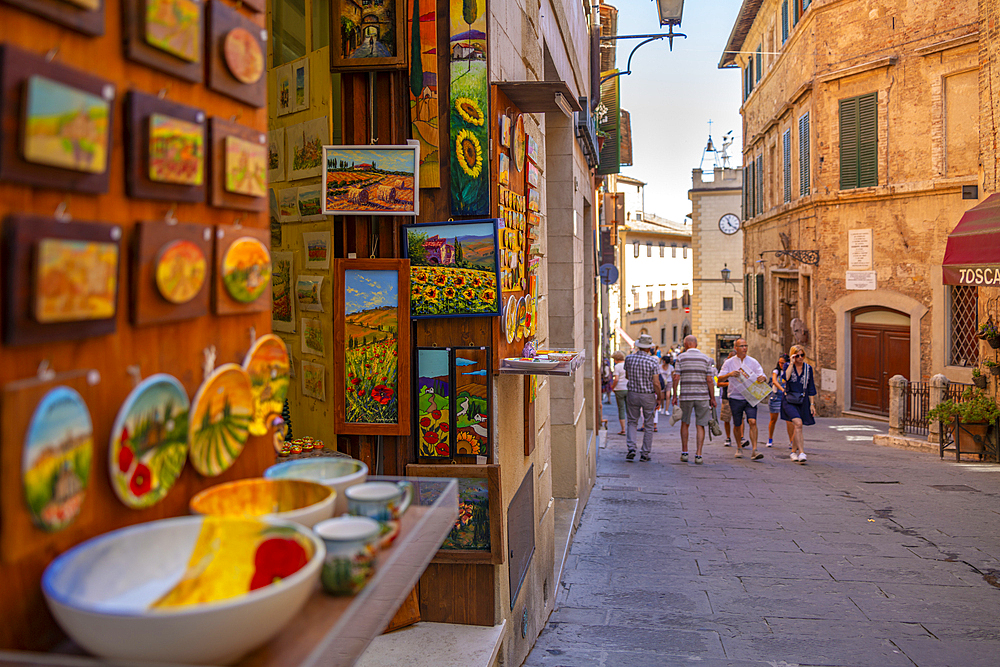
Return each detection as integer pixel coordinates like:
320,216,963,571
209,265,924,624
653,355,674,432
767,354,790,447
624,334,664,462
718,338,769,461
601,357,613,404
777,345,817,463
716,350,736,447
610,351,628,435
671,335,716,464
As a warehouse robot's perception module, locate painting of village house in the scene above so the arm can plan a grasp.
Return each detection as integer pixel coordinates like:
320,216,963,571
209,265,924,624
403,219,500,318
322,144,419,215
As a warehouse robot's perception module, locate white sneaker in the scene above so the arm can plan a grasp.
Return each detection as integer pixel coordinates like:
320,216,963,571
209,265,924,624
790,453,799,461
797,453,807,463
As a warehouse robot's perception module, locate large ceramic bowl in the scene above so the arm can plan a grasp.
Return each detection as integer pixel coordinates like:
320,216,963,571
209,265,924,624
264,457,368,516
190,478,336,528
42,516,324,665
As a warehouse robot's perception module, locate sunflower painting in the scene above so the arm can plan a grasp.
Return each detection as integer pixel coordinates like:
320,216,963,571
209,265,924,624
449,0,488,216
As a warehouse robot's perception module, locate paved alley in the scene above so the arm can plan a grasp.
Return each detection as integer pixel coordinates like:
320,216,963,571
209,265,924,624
523,402,1000,667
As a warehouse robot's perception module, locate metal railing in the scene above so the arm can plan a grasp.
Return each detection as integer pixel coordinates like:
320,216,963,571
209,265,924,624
900,381,930,436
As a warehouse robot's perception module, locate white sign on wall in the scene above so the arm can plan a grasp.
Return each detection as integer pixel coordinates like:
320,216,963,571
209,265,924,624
821,368,837,392
846,270,877,290
848,228,873,271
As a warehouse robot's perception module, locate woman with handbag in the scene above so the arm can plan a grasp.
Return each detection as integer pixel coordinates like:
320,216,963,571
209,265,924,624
777,345,816,463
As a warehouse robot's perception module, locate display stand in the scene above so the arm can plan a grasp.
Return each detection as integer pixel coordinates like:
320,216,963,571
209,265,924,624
498,350,586,376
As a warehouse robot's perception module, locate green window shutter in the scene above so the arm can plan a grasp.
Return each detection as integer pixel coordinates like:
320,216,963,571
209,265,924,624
839,97,859,189
799,112,810,196
858,92,878,187
756,155,763,215
755,274,765,329
756,45,762,82
793,0,800,25
597,73,621,176
745,274,752,322
783,129,791,203
782,1,789,42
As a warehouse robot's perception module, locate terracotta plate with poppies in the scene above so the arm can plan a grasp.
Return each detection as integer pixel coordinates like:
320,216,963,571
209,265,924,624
189,363,253,477
110,374,190,509
243,334,290,437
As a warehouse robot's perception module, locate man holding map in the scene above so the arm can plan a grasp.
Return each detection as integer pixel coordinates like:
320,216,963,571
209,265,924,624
718,339,770,461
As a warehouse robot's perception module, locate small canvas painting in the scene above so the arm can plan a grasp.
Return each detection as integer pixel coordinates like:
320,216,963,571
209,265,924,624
344,269,400,424
302,360,326,401
155,239,207,305
275,64,293,116
278,187,301,222
22,386,93,532
527,162,540,188
416,348,450,457
297,275,323,312
224,135,267,197
408,0,440,187
287,116,327,180
23,75,111,175
149,113,204,186
322,145,419,215
145,0,201,63
268,129,285,182
448,0,488,216
453,347,489,455
340,0,398,59
298,184,325,222
271,251,295,332
443,477,491,551
221,236,271,304
528,188,540,212
498,153,509,187
35,238,119,324
527,134,539,164
293,59,310,111
301,318,324,356
302,231,330,269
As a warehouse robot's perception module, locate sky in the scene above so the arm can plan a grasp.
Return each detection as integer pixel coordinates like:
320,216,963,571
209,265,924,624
612,0,745,224
345,269,398,314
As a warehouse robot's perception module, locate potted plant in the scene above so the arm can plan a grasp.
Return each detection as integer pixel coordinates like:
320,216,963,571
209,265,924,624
929,388,1000,455
985,359,1000,377
972,367,988,389
978,317,1000,349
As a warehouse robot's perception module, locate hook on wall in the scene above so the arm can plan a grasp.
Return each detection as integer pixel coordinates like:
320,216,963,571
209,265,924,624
54,201,71,222
164,205,178,225
45,47,58,62
126,365,143,387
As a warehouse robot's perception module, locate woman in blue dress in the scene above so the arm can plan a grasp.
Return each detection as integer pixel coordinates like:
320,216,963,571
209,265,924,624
777,345,816,463
766,353,790,448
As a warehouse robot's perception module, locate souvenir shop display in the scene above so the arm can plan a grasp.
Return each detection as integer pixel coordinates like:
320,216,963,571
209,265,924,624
188,362,253,477
242,333,290,436
321,144,419,215
123,0,203,82
132,221,213,326
189,477,336,528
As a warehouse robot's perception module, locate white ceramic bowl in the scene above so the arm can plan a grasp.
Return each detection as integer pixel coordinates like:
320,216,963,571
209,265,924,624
189,477,336,528
42,516,324,665
264,457,368,516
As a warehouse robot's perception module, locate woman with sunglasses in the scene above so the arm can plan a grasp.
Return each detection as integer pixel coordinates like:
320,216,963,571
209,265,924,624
766,354,790,448
776,345,816,463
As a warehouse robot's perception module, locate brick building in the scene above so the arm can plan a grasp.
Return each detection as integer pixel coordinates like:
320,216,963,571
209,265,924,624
721,0,979,417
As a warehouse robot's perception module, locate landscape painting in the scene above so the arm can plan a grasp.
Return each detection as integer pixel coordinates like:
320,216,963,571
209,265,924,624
404,220,500,318
322,145,419,215
221,236,271,304
222,27,264,85
408,0,440,187
293,59,309,111
416,348,450,457
243,334,290,436
302,360,326,401
149,113,204,185
271,251,294,332
188,364,253,477
275,63,293,116
287,116,327,180
296,275,323,312
453,347,489,455
35,238,119,324
22,386,93,532
23,75,111,175
338,0,399,59
301,318,324,356
444,477,492,550
302,231,330,269
224,135,267,197
298,185,325,222
109,374,190,509
448,0,488,216
278,187,300,222
268,129,285,182
344,268,399,424
145,0,201,63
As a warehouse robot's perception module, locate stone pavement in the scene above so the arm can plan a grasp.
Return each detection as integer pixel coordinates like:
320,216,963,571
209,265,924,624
522,400,1000,667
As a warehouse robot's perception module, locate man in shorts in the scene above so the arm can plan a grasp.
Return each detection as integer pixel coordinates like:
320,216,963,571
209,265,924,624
623,334,664,462
718,338,769,461
717,351,736,447
671,335,716,464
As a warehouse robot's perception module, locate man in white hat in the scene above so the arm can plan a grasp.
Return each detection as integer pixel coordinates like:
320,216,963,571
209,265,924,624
623,333,664,462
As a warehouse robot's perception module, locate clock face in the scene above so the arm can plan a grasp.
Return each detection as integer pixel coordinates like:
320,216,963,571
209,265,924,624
719,214,741,235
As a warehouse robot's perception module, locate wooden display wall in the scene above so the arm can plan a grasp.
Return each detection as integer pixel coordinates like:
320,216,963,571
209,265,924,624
0,1,271,651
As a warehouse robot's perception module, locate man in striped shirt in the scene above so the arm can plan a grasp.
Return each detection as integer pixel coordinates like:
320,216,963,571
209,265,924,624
623,334,664,462
671,335,717,464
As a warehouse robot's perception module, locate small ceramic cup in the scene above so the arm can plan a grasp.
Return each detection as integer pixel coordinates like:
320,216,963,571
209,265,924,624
313,516,381,595
345,481,413,522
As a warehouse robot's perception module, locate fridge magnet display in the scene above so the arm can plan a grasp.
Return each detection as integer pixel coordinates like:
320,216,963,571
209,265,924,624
3,0,104,35
405,464,502,564
207,0,266,107
188,363,253,477
123,0,203,81
224,135,267,197
298,184,325,222
296,275,324,312
448,0,488,216
125,91,206,202
301,360,326,402
415,347,450,457
213,225,271,315
131,221,212,326
526,161,540,188
526,134,539,164
209,118,267,211
302,231,331,269
268,129,285,182
286,116,327,180
292,58,310,112
331,0,408,71
109,374,190,509
271,251,295,333
243,334,290,436
498,152,509,187
301,318,324,356
321,144,419,215
22,386,93,532
403,219,500,318
512,114,526,172
278,186,301,222
407,0,440,188
333,258,411,436
453,347,490,455
4,215,121,346
0,46,115,193
275,63,293,116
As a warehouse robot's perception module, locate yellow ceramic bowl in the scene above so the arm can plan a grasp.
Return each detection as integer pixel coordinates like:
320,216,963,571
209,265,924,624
190,478,336,528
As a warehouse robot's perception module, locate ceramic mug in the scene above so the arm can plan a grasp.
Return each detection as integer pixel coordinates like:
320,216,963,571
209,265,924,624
313,516,380,595
345,481,413,522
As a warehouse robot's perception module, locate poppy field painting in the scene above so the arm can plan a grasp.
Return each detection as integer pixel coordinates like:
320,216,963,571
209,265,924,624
416,348,450,457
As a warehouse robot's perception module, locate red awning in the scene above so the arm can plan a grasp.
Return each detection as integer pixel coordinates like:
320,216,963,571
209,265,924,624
943,193,1000,285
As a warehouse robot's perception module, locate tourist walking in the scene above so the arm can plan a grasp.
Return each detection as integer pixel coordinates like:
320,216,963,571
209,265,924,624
767,354,790,447
653,355,674,431
777,345,817,463
624,334,664,462
718,339,769,461
610,351,628,435
671,335,716,464
716,350,736,447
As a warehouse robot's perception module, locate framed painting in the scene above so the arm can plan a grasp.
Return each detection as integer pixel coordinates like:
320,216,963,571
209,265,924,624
209,118,267,211
131,221,213,327
298,185,325,222
4,215,121,346
275,63,294,116
333,258,411,436
268,129,285,182
405,464,502,564
286,116,328,181
448,0,488,216
302,360,326,402
206,0,266,107
407,0,440,187
1,0,104,35
302,231,330,269
125,91,206,202
415,347,451,457
123,0,202,82
331,0,408,72
322,144,419,215
271,251,295,332
452,347,490,456
0,45,115,194
292,58,310,112
402,219,500,318
212,224,271,315
415,346,490,458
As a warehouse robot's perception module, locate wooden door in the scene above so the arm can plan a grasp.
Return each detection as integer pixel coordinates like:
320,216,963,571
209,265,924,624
850,311,910,415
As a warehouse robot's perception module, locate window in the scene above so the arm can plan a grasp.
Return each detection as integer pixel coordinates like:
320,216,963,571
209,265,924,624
782,129,792,203
659,243,665,257
799,112,811,196
646,291,653,311
660,327,666,345
948,285,978,367
723,297,734,311
792,0,800,25
671,289,678,309
647,242,652,257
839,92,878,189
682,245,688,259
633,240,640,258
672,325,678,343
671,244,677,258
755,45,762,82
802,0,812,11
781,1,789,42
681,289,690,307
659,290,666,309
744,274,753,322
631,288,638,312
755,274,765,329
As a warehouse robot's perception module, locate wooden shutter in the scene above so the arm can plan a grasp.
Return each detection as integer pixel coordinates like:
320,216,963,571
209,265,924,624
781,1,789,42
783,129,791,203
755,274,765,330
597,73,621,176
799,112,810,196
858,92,878,187
792,0,799,25
756,45,762,82
756,155,763,215
839,97,859,189
745,274,752,322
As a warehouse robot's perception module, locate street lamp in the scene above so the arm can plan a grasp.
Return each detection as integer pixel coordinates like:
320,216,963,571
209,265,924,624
721,263,744,297
655,0,684,26
599,0,686,84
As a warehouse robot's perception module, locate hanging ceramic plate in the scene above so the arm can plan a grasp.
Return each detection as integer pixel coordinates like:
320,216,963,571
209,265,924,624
109,374,190,509
513,115,526,173
516,297,527,340
526,294,537,337
505,295,517,344
223,28,265,85
155,239,208,305
188,363,253,477
23,386,93,532
222,236,271,304
243,334,291,437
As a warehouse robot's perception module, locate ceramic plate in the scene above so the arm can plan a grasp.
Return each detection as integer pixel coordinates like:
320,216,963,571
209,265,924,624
513,114,526,172
516,297,526,340
505,295,516,344
188,364,253,477
505,358,559,371
155,239,207,305
242,334,290,437
222,236,271,304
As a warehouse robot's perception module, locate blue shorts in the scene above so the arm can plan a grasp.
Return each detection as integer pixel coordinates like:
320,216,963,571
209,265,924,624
728,397,757,426
768,393,783,414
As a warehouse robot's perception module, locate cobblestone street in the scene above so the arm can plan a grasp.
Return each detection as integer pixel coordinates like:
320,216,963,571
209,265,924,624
523,403,1000,666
